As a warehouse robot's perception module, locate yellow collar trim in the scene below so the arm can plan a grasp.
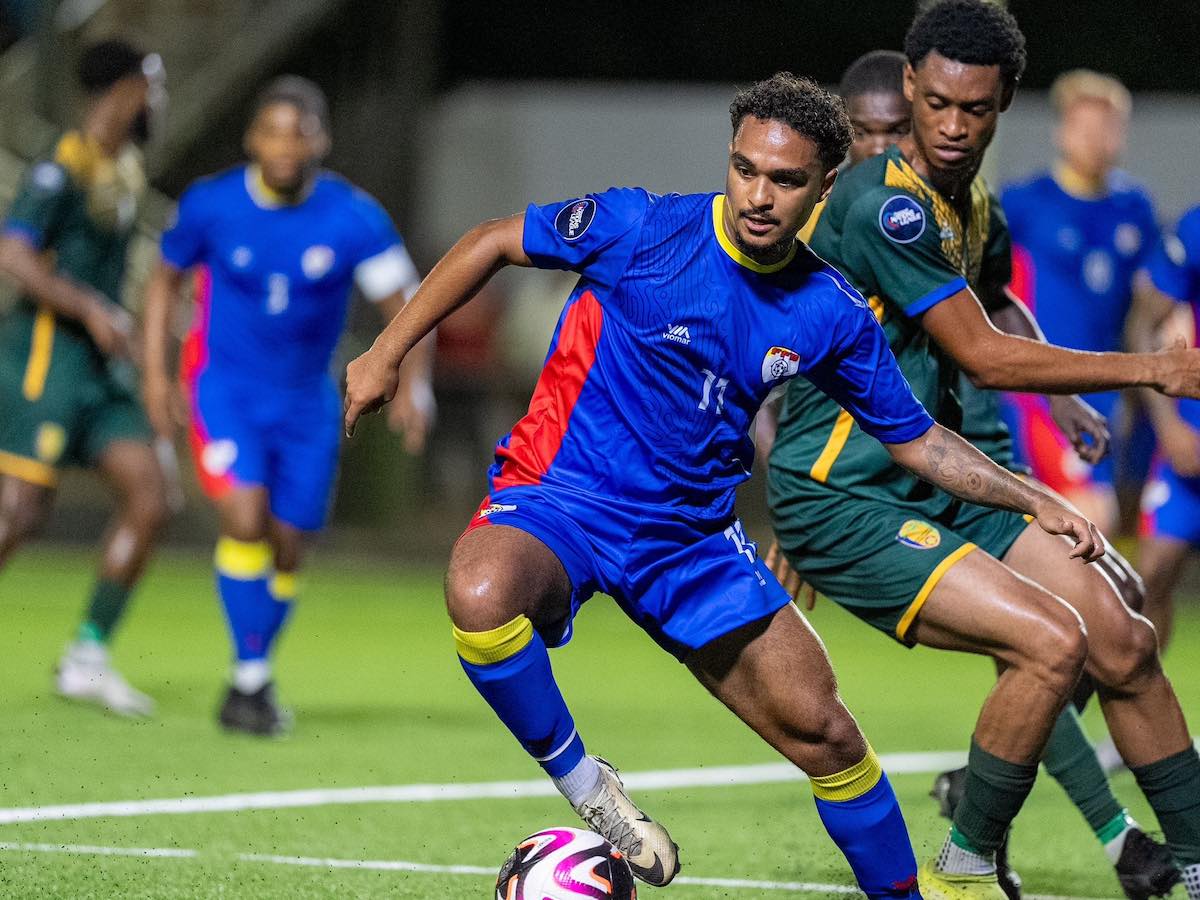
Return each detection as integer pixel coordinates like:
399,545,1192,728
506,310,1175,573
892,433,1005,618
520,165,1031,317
712,195,797,274
1053,163,1106,200
246,165,312,208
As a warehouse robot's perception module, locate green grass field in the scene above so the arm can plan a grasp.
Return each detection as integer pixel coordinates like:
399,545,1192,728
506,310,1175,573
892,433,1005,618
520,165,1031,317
1,545,1198,899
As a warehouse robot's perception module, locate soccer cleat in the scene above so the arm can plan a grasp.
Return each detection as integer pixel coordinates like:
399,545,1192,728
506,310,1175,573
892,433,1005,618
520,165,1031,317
55,641,155,717
217,682,292,736
931,767,1022,899
570,756,680,886
1114,828,1181,900
919,860,1008,900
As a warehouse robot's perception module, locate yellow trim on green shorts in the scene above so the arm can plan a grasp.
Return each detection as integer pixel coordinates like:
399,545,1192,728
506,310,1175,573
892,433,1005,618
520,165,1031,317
453,615,534,666
811,745,883,801
0,450,57,487
22,308,55,401
895,542,977,641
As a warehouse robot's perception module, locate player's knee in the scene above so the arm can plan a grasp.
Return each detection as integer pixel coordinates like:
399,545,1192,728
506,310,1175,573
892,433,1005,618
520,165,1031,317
130,483,169,534
0,500,48,547
444,557,522,633
1024,606,1089,696
1091,618,1161,692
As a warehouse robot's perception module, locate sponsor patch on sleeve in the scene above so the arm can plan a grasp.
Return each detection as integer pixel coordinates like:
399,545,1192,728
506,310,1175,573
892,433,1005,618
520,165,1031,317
554,198,596,242
878,195,926,244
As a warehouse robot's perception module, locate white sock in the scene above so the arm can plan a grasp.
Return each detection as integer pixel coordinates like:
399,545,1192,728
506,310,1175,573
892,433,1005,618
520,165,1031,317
936,832,996,876
553,755,602,807
1183,863,1200,899
233,660,271,694
1102,818,1135,865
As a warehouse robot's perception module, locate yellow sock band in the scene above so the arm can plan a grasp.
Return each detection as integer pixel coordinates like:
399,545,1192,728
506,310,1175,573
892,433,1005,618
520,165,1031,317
453,615,534,666
811,745,883,802
270,572,299,600
214,538,272,580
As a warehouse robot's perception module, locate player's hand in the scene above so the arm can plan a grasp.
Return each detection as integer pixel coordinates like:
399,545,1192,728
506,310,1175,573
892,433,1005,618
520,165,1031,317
1155,336,1200,399
765,539,816,609
84,297,137,361
385,375,436,454
344,345,402,437
1048,394,1109,465
1157,416,1200,478
1032,498,1105,562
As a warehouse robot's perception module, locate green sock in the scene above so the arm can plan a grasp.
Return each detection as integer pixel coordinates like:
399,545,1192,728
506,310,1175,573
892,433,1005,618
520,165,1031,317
952,738,1039,853
1131,746,1200,866
1042,705,1126,838
79,579,131,644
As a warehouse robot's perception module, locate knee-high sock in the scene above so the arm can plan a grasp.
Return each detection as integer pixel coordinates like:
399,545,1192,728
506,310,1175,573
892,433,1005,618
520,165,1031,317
455,616,585,777
812,747,920,898
215,538,274,661
79,579,132,644
1043,705,1129,840
266,571,297,650
1131,746,1200,867
952,738,1039,854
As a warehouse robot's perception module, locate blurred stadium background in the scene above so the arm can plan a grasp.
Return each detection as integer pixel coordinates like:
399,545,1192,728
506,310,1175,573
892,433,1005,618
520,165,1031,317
2,1,1199,897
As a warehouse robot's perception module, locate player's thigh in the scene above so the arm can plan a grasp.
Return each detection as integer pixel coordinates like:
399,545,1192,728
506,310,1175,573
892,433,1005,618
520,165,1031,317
0,473,55,542
185,372,268,506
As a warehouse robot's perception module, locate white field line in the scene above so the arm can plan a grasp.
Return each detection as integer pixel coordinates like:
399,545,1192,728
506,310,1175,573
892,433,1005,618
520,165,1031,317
0,750,967,825
0,841,1119,899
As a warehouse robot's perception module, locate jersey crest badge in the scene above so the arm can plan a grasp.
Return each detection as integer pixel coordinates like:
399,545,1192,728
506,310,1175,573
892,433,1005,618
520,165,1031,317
879,195,926,244
302,245,335,279
554,198,596,242
896,519,941,549
761,346,800,383
35,422,66,464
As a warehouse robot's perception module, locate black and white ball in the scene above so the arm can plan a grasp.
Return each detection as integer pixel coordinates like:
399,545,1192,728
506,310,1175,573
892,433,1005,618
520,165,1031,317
496,827,637,899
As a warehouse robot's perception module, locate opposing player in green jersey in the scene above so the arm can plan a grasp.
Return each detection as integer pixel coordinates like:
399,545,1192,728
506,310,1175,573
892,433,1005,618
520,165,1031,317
0,41,168,716
768,2,1200,897
768,46,1177,900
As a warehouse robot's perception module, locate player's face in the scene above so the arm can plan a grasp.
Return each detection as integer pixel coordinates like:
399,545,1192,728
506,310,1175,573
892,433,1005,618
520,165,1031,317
904,51,1009,180
1056,99,1127,182
846,91,910,165
246,102,328,195
725,116,836,262
108,75,153,145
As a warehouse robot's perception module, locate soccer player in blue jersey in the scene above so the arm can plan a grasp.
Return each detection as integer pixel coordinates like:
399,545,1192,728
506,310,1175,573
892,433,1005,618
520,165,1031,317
345,73,1105,896
142,77,432,735
1001,71,1159,535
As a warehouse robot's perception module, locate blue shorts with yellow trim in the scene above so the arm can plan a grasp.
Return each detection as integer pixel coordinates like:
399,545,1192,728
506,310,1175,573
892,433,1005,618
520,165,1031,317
462,483,792,661
769,468,1030,645
0,306,149,487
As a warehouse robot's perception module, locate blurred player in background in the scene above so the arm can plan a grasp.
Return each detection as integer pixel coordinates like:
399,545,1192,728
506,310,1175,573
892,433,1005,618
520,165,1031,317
1001,71,1160,535
767,45,1174,899
767,1,1200,896
346,71,1115,897
1128,206,1200,667
0,39,167,717
142,76,433,736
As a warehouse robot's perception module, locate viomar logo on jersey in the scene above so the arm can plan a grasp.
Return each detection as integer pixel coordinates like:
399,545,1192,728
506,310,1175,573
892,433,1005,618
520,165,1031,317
663,323,692,345
554,198,596,241
761,346,800,382
878,195,926,244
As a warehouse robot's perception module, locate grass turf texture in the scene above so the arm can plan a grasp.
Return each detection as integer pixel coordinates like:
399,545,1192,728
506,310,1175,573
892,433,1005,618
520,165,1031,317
2,546,1198,898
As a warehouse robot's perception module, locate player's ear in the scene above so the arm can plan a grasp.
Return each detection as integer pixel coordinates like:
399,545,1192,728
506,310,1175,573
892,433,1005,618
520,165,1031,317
818,167,838,203
903,63,916,103
312,129,331,160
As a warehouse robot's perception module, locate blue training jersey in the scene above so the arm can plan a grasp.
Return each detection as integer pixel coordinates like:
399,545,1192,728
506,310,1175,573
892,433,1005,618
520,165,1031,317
1147,205,1200,429
490,187,934,521
161,166,419,387
1002,170,1158,416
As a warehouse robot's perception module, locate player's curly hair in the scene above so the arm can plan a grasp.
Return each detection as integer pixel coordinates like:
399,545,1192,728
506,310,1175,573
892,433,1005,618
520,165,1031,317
253,75,330,132
904,0,1026,88
77,39,145,94
839,50,907,101
729,72,851,172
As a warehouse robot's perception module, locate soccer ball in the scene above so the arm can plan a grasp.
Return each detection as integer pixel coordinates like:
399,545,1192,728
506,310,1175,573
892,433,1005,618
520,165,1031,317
496,827,637,899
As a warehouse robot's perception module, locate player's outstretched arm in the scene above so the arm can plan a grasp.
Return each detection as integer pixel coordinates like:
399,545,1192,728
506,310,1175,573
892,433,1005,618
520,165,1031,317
886,423,1104,562
921,286,1200,399
344,214,529,436
0,232,135,359
141,261,189,438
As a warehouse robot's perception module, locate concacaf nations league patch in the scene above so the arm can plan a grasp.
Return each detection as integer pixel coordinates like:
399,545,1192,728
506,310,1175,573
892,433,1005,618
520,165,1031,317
554,198,596,242
879,195,926,244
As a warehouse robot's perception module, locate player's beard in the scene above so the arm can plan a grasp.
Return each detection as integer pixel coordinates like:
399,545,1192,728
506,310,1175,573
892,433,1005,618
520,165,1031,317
734,229,794,266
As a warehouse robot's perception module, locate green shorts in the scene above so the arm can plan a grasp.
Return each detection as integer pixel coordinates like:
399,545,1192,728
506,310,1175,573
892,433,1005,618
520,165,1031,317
0,307,150,487
768,466,1031,645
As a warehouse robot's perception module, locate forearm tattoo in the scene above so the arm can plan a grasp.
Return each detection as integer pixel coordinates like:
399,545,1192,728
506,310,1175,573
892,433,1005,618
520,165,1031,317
917,426,1034,514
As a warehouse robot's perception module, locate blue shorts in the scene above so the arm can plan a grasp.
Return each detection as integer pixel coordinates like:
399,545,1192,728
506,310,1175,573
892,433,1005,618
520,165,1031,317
186,370,341,531
1141,462,1200,547
463,484,791,661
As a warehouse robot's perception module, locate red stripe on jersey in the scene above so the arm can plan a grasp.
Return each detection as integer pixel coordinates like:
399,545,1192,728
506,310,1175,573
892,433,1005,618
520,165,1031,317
1009,243,1036,314
493,291,604,490
179,267,233,499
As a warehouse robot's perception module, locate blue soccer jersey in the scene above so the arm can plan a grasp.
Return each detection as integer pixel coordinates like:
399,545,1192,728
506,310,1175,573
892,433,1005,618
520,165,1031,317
160,166,419,529
1147,206,1200,431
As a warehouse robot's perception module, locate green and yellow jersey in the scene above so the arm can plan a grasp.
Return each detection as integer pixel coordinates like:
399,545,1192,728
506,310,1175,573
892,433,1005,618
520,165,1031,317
771,144,1012,510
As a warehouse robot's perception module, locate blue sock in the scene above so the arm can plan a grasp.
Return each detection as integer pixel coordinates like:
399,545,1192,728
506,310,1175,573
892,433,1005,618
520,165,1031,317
454,616,585,777
812,748,920,898
266,572,297,651
215,538,275,662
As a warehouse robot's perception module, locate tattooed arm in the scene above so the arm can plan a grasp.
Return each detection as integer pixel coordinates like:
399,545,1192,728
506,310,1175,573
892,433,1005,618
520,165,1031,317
885,423,1104,561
